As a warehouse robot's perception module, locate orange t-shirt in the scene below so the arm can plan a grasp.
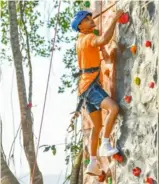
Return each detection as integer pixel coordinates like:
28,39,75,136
76,33,102,96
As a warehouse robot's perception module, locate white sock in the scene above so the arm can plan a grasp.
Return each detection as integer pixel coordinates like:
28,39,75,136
90,156,97,163
102,138,109,144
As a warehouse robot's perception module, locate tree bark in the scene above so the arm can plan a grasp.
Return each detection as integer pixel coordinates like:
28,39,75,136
77,162,83,184
8,1,43,183
70,150,83,184
0,119,20,184
1,151,20,184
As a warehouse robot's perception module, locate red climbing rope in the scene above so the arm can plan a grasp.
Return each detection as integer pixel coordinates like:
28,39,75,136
30,1,61,183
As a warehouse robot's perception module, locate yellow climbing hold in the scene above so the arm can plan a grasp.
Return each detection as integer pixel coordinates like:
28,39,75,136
134,77,141,85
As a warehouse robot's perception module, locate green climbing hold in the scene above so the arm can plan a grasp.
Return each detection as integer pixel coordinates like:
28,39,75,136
84,159,90,165
84,1,90,8
93,29,99,36
108,177,112,184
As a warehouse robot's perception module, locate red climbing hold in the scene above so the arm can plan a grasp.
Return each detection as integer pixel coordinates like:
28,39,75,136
113,153,124,163
132,167,141,177
124,95,132,103
118,13,129,24
27,103,32,108
145,177,154,184
98,171,105,182
148,82,155,88
145,41,152,48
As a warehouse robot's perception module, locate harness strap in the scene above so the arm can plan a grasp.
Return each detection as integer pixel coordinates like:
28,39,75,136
72,66,100,78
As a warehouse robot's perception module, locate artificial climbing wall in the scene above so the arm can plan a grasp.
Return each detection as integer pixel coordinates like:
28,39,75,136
82,1,159,184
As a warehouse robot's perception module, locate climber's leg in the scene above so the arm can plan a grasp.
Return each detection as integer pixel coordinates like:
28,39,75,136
100,97,119,138
89,109,103,156
85,81,119,156
85,104,103,176
99,97,119,156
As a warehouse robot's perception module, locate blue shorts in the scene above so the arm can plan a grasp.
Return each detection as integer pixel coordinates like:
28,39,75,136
81,82,109,113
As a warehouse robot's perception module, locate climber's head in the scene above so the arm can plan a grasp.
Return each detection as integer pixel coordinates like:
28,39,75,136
71,10,96,33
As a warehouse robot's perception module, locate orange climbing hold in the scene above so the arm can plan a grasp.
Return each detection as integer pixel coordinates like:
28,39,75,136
130,45,137,55
148,82,155,88
145,41,152,48
132,167,141,177
118,13,129,24
124,95,132,103
145,177,154,184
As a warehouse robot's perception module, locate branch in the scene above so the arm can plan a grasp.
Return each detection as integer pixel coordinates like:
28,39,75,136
19,1,33,104
0,117,6,161
8,124,21,166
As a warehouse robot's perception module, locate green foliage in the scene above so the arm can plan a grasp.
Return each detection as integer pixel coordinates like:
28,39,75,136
1,0,85,93
84,1,91,8
40,144,57,155
1,0,50,66
43,146,51,152
51,145,56,155
46,0,84,93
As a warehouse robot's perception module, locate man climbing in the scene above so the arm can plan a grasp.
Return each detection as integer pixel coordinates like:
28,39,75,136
71,9,123,176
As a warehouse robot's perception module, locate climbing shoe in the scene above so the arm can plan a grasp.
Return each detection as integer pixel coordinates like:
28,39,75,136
85,160,102,176
99,142,119,157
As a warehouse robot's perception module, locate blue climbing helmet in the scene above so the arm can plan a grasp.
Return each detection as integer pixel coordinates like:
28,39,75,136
71,10,92,32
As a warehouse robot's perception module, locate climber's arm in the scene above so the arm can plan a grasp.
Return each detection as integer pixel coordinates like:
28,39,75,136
91,10,124,47
100,46,110,61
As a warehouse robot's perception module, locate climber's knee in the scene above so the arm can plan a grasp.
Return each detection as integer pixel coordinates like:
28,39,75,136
100,97,119,115
109,103,119,115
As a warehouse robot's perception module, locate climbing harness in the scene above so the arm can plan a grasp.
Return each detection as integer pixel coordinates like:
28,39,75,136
73,66,101,113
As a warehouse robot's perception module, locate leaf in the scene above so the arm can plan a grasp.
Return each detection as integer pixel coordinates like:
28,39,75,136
51,145,56,155
43,146,50,152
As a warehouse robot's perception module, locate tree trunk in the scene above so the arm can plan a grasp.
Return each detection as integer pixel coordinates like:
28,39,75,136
8,1,43,183
70,150,83,184
1,151,20,184
77,162,83,184
0,119,20,184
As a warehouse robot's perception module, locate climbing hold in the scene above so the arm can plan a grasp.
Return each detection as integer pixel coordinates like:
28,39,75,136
84,1,90,8
113,153,124,163
130,45,137,55
145,177,154,184
84,159,90,165
124,95,132,103
145,41,152,48
104,69,110,77
98,171,105,182
93,29,99,36
27,103,32,108
148,82,155,88
118,13,129,24
134,77,141,85
132,167,141,177
108,177,112,184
